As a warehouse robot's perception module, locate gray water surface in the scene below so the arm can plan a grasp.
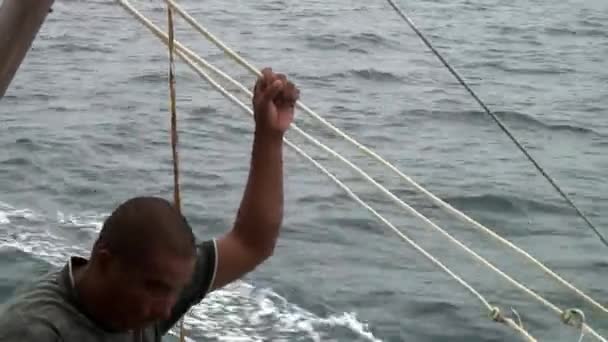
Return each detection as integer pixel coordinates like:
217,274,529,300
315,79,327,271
1,0,607,340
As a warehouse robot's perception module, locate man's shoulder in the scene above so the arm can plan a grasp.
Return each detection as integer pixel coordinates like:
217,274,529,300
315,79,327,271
2,266,66,310
0,267,75,340
0,313,62,341
0,270,64,341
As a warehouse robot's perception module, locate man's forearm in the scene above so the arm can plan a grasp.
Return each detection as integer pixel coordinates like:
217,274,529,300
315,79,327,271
232,130,284,257
206,68,297,291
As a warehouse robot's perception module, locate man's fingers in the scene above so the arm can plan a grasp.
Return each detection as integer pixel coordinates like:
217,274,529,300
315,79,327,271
254,68,300,108
263,79,284,102
254,68,271,93
276,73,287,83
261,68,274,88
253,77,261,95
261,67,273,76
281,81,299,103
254,67,276,98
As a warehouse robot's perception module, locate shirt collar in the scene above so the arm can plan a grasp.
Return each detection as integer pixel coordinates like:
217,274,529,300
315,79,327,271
60,256,121,333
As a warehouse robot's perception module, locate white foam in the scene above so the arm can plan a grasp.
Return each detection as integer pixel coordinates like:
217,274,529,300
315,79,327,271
0,204,40,226
0,200,14,210
0,212,9,225
179,283,382,341
57,211,105,233
0,201,382,341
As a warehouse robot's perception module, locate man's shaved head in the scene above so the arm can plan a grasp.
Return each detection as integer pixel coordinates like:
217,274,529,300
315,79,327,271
80,196,199,330
93,196,196,265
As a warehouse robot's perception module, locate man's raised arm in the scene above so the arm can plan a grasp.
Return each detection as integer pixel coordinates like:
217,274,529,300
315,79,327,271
210,67,299,291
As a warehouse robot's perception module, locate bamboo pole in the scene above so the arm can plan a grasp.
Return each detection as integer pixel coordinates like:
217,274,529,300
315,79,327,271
0,0,54,99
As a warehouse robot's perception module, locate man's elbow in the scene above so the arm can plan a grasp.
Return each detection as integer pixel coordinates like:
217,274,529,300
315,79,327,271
236,215,282,259
252,234,277,263
260,218,281,259
235,223,280,268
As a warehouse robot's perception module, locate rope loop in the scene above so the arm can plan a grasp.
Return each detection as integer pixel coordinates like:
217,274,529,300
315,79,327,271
561,308,586,328
490,306,504,323
561,308,586,342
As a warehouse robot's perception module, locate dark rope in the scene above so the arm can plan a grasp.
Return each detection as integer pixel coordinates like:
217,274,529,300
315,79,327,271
385,0,608,248
167,5,180,213
166,4,187,341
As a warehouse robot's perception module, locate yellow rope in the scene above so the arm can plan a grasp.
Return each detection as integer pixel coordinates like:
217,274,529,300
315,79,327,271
167,4,180,211
166,3,185,342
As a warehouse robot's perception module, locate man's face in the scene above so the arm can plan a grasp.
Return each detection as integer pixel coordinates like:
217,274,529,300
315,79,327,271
101,248,196,330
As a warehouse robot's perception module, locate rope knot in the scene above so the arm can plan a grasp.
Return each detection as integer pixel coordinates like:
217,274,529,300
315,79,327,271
562,308,587,342
490,307,504,323
561,308,586,328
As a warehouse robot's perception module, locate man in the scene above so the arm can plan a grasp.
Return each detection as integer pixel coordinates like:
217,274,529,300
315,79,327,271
0,67,300,341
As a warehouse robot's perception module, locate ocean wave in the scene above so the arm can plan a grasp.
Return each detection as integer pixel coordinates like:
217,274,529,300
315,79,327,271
480,60,575,75
487,24,529,36
442,193,567,215
129,71,168,84
544,27,578,37
191,106,218,116
550,259,608,274
321,69,403,83
0,157,32,167
304,31,397,54
48,42,113,54
592,140,608,148
408,109,607,139
579,29,608,38
544,26,608,38
304,33,350,51
349,32,395,48
5,138,43,153
348,47,368,55
0,202,39,223
350,69,402,82
253,1,287,12
494,111,606,138
56,211,105,233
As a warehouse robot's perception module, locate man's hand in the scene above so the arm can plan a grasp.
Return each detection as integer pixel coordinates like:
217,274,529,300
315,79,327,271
252,67,300,137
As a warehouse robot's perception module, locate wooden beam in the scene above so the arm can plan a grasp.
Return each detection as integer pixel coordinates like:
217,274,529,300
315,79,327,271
0,0,54,98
